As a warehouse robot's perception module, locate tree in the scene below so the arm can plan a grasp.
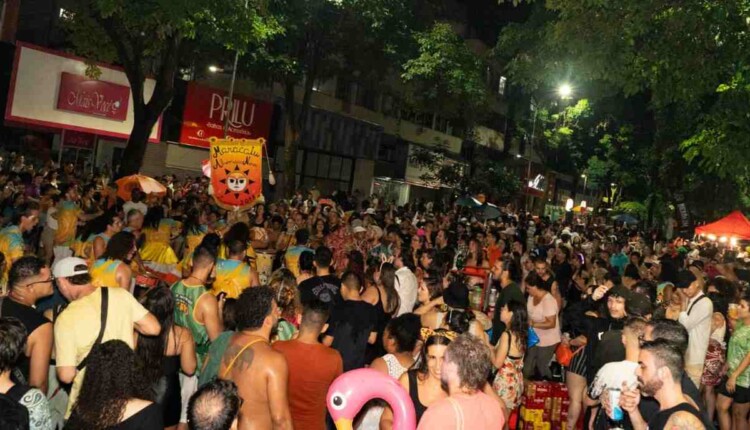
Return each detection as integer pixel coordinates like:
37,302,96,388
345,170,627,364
401,22,489,126
497,0,750,218
244,0,416,197
409,143,521,202
62,0,278,177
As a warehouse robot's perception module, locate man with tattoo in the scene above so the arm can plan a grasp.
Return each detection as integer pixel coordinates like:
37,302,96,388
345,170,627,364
618,339,708,430
218,286,293,430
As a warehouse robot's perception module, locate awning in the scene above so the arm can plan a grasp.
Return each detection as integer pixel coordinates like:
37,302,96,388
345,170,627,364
695,211,750,240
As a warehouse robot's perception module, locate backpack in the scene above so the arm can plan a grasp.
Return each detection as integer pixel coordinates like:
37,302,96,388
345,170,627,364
0,385,32,430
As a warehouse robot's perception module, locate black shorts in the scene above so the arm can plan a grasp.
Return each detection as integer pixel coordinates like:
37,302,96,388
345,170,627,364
718,377,750,404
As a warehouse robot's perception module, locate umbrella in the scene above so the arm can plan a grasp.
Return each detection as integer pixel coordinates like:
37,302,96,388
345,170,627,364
456,196,482,208
115,174,167,201
201,159,211,178
612,213,638,224
481,203,502,220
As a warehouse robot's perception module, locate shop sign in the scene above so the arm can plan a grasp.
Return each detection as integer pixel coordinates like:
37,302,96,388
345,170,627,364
179,82,273,148
63,130,96,149
56,72,130,121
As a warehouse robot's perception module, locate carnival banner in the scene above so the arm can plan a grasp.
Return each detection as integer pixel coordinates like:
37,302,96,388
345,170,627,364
210,137,263,211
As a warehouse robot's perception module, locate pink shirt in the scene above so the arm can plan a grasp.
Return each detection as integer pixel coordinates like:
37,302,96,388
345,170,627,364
418,392,504,429
527,292,561,347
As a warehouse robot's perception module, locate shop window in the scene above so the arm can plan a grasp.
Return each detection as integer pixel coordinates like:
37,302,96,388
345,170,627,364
329,157,342,179
316,154,331,177
340,158,352,180
377,142,396,162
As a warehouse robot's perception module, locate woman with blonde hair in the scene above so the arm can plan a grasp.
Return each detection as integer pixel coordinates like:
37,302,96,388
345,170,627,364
269,268,300,341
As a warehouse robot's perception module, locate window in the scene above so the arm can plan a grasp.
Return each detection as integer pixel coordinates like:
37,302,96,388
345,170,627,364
377,141,396,162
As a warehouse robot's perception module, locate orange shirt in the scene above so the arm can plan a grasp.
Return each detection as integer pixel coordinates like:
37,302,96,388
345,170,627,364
487,245,502,267
273,340,343,430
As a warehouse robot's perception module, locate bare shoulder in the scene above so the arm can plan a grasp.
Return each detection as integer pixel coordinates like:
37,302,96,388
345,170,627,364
121,399,153,421
664,410,705,430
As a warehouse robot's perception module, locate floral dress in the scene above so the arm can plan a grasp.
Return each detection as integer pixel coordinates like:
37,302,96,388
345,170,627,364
492,332,525,410
702,328,727,387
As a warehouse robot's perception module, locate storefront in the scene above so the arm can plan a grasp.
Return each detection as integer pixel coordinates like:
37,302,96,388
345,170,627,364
3,42,162,171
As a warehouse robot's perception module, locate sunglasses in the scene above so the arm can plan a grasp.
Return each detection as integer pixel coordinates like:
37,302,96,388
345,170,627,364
24,276,55,288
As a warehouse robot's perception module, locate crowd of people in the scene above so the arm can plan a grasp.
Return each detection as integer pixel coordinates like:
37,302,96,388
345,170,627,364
0,153,749,430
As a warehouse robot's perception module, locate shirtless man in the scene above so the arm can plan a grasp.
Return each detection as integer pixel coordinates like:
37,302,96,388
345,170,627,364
618,339,707,430
218,286,293,430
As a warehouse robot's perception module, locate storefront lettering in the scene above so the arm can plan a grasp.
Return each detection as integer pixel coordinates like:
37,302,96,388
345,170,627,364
65,90,123,118
209,93,257,129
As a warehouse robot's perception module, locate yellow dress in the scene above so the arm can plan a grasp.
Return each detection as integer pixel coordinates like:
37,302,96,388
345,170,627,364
218,243,258,272
177,226,208,274
0,225,24,287
90,258,124,288
54,201,81,246
139,219,179,264
76,233,111,266
212,258,253,299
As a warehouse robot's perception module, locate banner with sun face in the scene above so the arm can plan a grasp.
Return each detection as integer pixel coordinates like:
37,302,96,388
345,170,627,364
209,137,263,211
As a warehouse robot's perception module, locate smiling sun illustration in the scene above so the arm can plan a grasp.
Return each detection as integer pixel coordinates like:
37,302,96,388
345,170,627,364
209,137,264,211
217,164,256,203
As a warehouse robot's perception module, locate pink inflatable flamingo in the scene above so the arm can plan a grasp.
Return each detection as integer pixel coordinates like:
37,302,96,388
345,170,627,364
327,368,417,430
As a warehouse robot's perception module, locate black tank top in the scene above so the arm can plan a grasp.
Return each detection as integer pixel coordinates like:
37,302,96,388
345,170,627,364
648,402,707,430
408,370,428,423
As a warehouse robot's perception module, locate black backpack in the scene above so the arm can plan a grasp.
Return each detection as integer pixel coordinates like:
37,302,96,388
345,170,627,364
0,385,31,430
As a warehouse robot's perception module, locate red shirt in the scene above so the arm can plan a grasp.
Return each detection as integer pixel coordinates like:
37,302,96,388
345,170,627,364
487,245,503,267
273,340,343,430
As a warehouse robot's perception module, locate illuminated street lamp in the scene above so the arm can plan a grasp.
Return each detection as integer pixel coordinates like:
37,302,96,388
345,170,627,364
558,83,573,99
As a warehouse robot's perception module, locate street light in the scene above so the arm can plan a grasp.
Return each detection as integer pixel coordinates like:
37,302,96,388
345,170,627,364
581,173,588,193
558,83,573,99
208,65,223,73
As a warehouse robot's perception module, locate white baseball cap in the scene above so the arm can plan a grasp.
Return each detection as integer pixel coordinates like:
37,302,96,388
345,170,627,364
352,226,367,234
52,257,89,278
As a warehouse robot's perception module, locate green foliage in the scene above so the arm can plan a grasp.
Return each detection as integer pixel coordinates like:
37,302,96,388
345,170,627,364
61,0,279,176
402,22,489,125
614,201,647,219
63,0,277,68
496,0,750,219
410,144,521,202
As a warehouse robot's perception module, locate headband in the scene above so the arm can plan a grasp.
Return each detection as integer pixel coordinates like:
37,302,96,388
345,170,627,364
420,327,458,342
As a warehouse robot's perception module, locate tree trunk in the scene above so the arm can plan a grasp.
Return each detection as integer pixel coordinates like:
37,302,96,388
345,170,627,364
118,105,159,177
283,82,299,198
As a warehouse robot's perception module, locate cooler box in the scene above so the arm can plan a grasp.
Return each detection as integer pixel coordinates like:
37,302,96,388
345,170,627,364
517,381,582,430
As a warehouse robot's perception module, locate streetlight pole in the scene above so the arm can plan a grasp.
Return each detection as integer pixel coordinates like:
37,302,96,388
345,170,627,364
222,52,240,138
222,0,248,138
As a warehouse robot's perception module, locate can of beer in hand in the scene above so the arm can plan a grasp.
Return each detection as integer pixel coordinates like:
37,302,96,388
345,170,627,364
609,387,624,422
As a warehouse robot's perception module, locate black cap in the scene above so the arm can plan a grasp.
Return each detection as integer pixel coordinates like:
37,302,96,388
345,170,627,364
627,293,653,317
675,269,698,289
443,284,470,309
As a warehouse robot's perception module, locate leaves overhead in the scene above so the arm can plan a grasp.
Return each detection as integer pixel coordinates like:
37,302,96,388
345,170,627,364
402,22,489,123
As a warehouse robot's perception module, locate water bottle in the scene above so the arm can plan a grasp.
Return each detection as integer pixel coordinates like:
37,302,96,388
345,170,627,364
608,387,624,429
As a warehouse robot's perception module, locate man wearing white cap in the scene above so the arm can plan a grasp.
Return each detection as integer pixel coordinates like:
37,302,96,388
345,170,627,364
52,257,160,418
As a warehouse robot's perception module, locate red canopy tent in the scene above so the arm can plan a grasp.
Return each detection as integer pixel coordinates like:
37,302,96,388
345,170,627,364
695,211,750,240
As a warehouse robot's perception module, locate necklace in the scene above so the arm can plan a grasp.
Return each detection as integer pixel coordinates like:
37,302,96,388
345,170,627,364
240,331,270,343
186,275,206,284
